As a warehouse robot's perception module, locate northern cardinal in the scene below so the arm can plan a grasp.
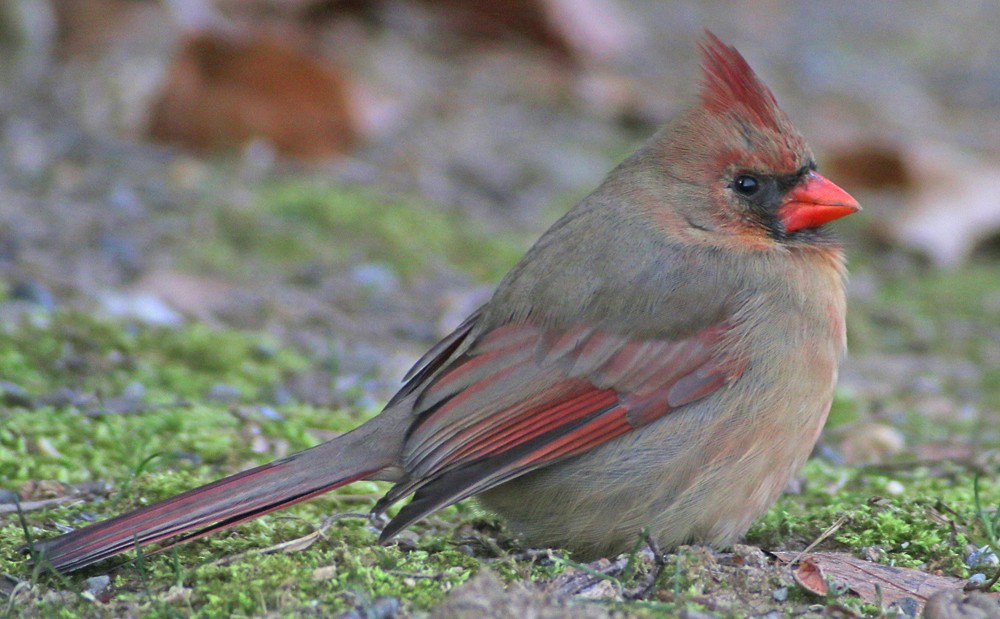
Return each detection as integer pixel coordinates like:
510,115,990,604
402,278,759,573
31,33,859,572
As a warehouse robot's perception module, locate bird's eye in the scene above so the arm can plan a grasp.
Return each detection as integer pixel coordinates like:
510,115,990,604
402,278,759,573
732,175,760,197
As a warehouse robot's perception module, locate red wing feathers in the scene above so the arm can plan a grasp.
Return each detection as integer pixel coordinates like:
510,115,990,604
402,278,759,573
377,319,746,539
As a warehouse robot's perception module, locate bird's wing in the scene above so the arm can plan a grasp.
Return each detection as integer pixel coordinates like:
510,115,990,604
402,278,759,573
377,318,748,539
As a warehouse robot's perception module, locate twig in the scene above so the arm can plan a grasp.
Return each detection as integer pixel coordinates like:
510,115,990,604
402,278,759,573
210,512,368,566
790,514,849,565
0,496,81,514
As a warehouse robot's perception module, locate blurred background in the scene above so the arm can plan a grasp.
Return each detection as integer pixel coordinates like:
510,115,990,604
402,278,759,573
2,0,1000,524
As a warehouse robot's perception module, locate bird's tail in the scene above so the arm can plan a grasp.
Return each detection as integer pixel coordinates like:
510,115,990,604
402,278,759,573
29,422,397,573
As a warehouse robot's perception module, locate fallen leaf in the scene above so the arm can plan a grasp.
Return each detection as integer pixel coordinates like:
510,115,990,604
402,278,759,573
792,556,829,596
827,142,1000,267
147,30,359,159
775,551,999,614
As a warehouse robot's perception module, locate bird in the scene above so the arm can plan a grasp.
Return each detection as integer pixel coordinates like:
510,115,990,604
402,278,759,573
30,32,859,573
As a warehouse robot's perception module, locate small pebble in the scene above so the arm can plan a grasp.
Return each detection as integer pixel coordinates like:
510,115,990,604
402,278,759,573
350,263,399,297
966,545,999,568
206,383,242,403
37,437,64,458
889,596,919,618
98,291,183,326
367,597,401,619
0,381,34,408
38,388,90,408
121,381,146,400
257,406,284,421
732,544,768,568
969,573,987,586
10,280,54,310
772,586,788,602
98,233,142,277
83,575,110,597
264,385,294,406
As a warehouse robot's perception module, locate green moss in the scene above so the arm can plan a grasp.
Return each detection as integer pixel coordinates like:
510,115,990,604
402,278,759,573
748,458,988,577
183,180,528,283
0,312,307,402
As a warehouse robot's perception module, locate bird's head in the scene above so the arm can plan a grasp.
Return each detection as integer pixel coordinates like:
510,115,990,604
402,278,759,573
645,32,859,250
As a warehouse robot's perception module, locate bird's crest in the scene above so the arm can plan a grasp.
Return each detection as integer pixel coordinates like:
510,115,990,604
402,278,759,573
698,32,784,133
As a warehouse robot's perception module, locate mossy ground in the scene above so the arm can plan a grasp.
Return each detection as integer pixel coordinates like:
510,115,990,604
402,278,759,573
2,179,999,618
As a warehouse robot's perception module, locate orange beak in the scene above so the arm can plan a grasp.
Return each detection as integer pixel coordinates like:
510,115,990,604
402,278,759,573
777,171,860,233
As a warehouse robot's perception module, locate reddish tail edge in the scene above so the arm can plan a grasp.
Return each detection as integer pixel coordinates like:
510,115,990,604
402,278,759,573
29,458,379,573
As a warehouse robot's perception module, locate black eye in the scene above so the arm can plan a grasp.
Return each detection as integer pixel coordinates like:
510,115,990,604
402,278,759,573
732,175,760,196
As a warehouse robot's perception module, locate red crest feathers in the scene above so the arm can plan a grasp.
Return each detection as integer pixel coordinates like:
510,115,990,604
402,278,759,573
698,32,784,132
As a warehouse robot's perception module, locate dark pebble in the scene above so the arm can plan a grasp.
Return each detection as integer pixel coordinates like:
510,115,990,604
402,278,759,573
264,385,294,406
205,383,242,403
0,380,34,408
90,396,147,416
97,233,143,279
367,597,401,619
39,388,92,408
83,575,110,597
169,451,203,466
888,596,919,618
9,279,54,310
256,406,285,421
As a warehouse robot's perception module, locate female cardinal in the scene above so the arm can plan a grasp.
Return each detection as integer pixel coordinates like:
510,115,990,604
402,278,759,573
32,33,859,572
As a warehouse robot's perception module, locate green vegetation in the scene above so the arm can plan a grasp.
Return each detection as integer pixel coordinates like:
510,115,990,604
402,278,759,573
183,180,528,283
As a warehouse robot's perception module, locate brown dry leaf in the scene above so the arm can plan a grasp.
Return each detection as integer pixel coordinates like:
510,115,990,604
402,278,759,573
792,556,829,596
827,142,1000,267
147,29,359,159
775,551,997,614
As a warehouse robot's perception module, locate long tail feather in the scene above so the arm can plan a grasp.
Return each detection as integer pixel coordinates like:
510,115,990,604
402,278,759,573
30,430,393,573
